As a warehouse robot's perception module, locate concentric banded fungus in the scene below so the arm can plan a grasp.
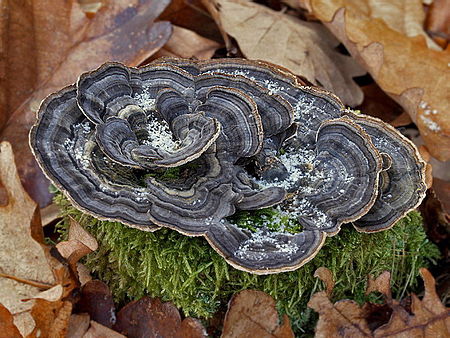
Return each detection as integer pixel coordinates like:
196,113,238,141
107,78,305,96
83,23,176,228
344,112,427,232
30,58,427,274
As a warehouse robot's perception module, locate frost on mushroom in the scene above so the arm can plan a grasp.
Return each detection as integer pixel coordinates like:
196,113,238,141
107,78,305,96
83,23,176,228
30,58,427,274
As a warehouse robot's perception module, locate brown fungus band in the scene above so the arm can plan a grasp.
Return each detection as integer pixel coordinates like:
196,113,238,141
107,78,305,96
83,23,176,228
30,58,427,274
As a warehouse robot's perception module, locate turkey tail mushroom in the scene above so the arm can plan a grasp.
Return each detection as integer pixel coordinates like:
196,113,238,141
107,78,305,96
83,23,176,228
30,58,427,274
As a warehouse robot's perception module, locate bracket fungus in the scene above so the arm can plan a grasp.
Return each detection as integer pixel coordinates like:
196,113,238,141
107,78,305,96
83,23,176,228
30,58,427,274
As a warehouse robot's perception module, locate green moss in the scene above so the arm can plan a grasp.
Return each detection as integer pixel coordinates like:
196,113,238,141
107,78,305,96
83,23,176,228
228,207,303,233
143,166,181,181
54,193,439,335
142,162,201,182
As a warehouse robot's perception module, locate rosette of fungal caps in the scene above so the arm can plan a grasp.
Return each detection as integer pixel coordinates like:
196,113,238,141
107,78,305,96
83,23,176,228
30,58,427,274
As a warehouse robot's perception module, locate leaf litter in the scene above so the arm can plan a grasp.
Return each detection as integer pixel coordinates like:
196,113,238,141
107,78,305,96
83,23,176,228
208,0,366,106
0,0,173,207
1,0,449,336
308,267,450,337
303,0,450,161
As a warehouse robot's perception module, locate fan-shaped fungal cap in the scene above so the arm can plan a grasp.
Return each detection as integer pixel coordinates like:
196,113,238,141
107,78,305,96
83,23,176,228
206,221,326,273
344,112,427,232
30,86,159,230
30,58,427,274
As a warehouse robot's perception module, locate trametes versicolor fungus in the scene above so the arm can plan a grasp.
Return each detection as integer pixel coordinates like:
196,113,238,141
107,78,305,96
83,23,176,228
30,58,427,274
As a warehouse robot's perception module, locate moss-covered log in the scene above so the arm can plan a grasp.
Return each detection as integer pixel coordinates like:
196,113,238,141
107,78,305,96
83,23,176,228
54,193,439,334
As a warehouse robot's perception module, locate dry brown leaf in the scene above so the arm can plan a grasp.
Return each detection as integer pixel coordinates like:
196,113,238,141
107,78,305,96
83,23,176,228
0,141,56,336
308,267,450,337
76,263,93,286
222,290,294,338
309,296,373,337
209,0,365,106
84,321,126,338
30,299,73,338
308,267,372,337
151,25,220,60
40,203,61,227
67,313,91,338
0,303,22,338
200,0,234,51
314,267,335,297
306,0,450,161
0,141,78,337
56,217,98,271
374,269,450,337
113,297,206,337
425,0,450,48
161,0,222,42
0,0,172,207
76,281,116,329
366,271,392,299
359,0,440,50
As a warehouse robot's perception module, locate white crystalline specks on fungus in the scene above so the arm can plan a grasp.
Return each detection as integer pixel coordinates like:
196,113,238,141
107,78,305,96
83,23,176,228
235,229,300,261
134,89,181,151
133,89,156,112
250,145,333,231
65,122,92,169
30,59,428,274
144,113,181,152
294,96,315,119
261,79,285,95
289,197,332,229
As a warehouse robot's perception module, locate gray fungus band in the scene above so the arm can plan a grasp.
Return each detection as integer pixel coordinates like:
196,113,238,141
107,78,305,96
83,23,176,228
30,58,427,274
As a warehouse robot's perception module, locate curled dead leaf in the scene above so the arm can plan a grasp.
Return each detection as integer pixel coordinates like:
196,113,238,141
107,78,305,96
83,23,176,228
0,0,173,207
305,0,450,161
76,280,116,329
113,297,206,338
222,290,294,338
314,267,335,297
0,142,56,336
0,304,21,338
40,203,61,227
151,25,220,60
207,0,366,106
308,267,450,337
0,141,78,337
365,271,392,300
55,217,98,272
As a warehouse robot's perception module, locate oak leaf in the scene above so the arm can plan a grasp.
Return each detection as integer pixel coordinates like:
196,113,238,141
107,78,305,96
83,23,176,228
308,267,450,337
151,25,220,60
305,0,450,161
222,290,294,338
0,141,85,337
0,0,172,207
0,141,57,336
113,297,206,338
75,280,116,329
209,0,366,106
